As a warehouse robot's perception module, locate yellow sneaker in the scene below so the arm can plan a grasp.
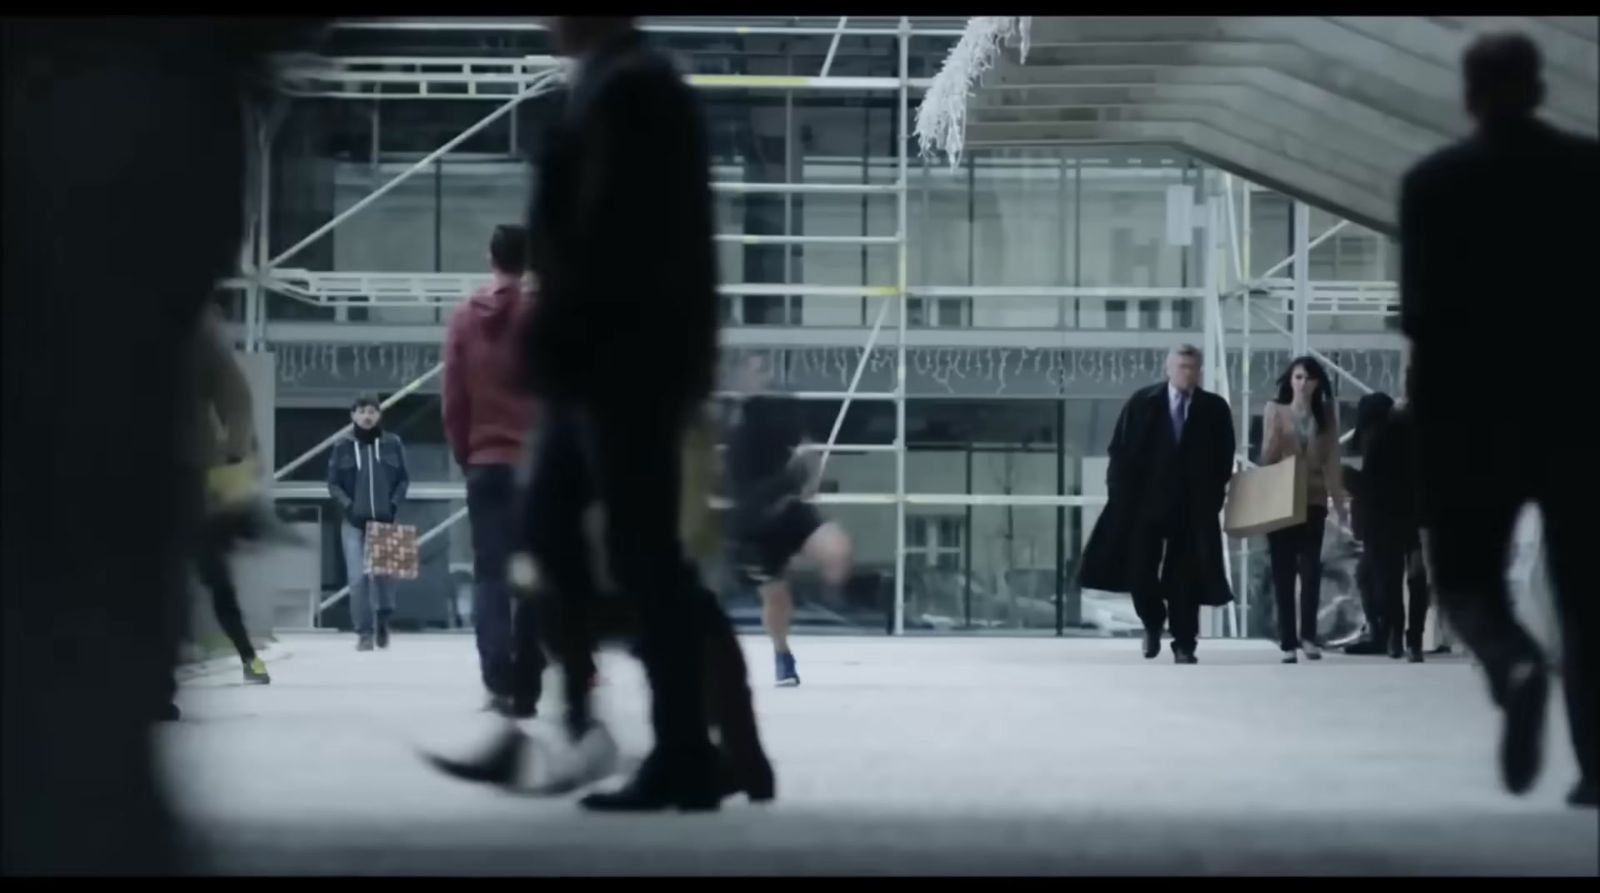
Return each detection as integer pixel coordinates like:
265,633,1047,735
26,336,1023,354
244,657,271,685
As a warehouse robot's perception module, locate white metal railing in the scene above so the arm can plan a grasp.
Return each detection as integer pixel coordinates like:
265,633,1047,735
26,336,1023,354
275,482,1107,509
279,55,934,100
330,19,968,37
1254,277,1398,316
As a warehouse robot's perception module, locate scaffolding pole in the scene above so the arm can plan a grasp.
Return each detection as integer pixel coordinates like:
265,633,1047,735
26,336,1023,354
820,16,849,77
818,297,894,480
893,17,910,637
1292,201,1311,357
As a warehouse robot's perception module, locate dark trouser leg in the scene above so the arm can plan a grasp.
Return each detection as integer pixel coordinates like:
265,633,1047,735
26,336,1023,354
584,402,714,763
524,410,599,740
1356,549,1387,643
1369,540,1406,653
1428,496,1538,697
1297,508,1328,645
1405,545,1432,651
1541,490,1594,788
510,592,547,708
1164,529,1201,653
1268,525,1301,650
195,526,256,663
467,464,517,698
1130,528,1168,638
695,594,771,790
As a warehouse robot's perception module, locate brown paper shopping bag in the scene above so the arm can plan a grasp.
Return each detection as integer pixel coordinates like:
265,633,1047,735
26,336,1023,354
365,521,420,580
1223,455,1307,538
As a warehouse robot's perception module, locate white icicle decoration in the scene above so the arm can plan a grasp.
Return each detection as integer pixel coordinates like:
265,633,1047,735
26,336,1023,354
914,16,1032,170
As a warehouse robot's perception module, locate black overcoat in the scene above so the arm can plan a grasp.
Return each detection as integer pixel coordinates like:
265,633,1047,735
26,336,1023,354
1079,383,1236,606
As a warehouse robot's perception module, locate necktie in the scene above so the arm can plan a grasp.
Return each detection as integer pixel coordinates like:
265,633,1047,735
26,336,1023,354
1172,392,1188,442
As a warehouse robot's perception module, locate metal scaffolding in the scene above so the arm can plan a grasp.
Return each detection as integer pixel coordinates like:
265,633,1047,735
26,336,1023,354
253,17,1404,634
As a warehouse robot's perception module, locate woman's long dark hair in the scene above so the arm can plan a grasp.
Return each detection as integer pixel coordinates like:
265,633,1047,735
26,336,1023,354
1274,355,1333,433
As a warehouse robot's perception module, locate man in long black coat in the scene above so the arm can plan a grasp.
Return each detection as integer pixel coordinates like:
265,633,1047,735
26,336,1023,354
1080,344,1236,664
517,17,755,813
1399,32,1596,807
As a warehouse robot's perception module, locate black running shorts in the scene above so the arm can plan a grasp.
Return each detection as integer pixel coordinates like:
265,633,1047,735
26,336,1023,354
730,499,824,588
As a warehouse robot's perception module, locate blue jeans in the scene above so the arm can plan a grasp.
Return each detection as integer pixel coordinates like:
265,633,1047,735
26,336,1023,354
341,523,395,637
465,464,523,697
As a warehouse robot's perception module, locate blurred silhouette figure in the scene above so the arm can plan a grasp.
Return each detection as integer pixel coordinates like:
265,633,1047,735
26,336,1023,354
1399,31,1597,807
1348,393,1429,663
518,16,758,812
1081,344,1236,665
1262,356,1348,664
725,355,854,688
189,306,275,692
444,225,543,717
2,18,322,873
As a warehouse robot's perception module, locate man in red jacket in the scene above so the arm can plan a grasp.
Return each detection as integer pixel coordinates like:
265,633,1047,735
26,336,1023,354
443,224,543,717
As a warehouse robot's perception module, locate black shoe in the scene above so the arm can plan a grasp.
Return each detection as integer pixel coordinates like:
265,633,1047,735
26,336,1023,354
1387,629,1405,660
375,610,392,649
1142,631,1161,660
1344,638,1386,656
1172,646,1198,665
719,749,777,804
1498,659,1548,796
1569,778,1597,809
580,746,721,813
1407,645,1425,664
424,726,527,788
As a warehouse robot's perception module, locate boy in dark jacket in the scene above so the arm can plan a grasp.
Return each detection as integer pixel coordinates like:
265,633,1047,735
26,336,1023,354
328,395,410,651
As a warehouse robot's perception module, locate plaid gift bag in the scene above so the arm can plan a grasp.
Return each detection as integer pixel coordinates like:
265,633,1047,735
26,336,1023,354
364,521,419,580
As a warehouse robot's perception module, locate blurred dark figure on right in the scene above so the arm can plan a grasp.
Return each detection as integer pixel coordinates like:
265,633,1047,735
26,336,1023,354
1399,31,1597,807
517,16,767,812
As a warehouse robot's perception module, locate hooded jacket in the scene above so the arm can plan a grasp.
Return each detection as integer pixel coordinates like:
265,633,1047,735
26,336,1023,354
443,276,537,468
328,428,409,529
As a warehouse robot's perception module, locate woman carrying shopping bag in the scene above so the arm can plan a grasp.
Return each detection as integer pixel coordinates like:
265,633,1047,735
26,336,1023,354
1262,356,1348,664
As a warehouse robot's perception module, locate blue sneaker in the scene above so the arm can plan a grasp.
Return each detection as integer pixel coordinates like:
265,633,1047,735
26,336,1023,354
775,651,800,688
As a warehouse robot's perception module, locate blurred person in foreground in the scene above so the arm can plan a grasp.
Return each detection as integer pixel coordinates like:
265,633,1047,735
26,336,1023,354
1080,344,1236,665
1,18,321,873
443,224,543,718
187,305,276,696
1399,31,1597,807
515,16,760,812
327,395,411,652
725,354,854,687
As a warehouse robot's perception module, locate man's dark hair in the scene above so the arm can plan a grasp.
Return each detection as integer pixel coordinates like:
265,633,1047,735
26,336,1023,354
489,224,528,274
1463,32,1544,122
351,394,381,412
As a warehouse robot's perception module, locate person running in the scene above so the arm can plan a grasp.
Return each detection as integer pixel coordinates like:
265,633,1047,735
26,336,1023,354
725,356,853,687
193,305,271,686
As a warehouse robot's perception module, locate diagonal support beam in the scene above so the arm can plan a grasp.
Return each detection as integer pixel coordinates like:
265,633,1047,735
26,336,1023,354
817,295,894,480
265,69,562,273
273,363,444,481
820,16,849,78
